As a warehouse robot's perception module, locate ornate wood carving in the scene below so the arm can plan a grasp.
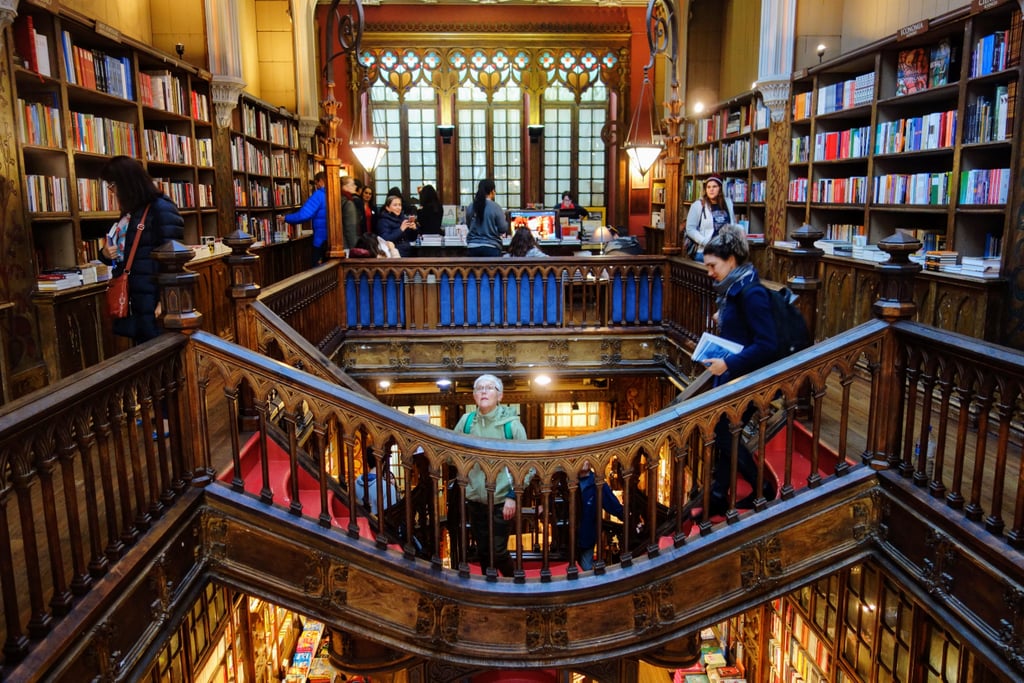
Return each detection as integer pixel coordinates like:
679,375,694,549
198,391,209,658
852,489,887,542
601,338,623,366
442,339,464,369
525,606,569,652
922,527,957,597
632,580,675,633
388,340,412,370
999,584,1024,671
495,340,517,369
416,594,460,645
201,510,230,566
547,338,569,368
740,535,783,591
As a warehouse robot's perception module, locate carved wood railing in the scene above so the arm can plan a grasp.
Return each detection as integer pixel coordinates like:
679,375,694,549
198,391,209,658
336,256,668,332
0,335,195,665
188,324,883,580
3,255,1024,677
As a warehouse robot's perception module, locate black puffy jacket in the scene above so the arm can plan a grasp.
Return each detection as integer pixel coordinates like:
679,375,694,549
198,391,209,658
112,194,185,342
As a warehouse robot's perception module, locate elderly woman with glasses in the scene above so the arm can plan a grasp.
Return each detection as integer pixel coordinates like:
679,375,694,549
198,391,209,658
452,374,527,578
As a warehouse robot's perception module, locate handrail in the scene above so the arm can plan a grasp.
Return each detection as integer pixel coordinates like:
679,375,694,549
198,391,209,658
189,322,884,578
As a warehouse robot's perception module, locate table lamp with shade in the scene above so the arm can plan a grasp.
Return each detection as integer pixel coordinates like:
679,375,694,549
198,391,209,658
592,226,615,254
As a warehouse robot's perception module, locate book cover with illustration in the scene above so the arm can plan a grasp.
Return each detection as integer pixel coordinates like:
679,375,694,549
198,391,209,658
896,47,929,95
929,39,952,88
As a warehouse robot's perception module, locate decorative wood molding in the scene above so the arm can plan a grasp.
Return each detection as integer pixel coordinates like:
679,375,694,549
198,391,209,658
740,535,783,591
416,594,460,644
632,579,675,633
525,606,569,651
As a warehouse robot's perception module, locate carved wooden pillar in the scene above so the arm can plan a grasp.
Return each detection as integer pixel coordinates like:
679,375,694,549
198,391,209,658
786,223,824,340
868,231,923,470
661,87,683,255
224,230,261,349
322,83,346,260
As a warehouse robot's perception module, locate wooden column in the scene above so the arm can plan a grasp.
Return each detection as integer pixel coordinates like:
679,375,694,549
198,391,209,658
322,82,346,259
661,86,683,255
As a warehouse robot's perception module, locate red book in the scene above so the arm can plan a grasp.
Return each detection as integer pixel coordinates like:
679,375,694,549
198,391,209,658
13,15,39,73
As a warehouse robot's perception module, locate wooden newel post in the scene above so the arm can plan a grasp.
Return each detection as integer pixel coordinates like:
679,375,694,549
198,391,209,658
786,223,824,338
225,229,261,351
223,229,262,433
873,231,922,323
153,240,203,333
867,231,923,470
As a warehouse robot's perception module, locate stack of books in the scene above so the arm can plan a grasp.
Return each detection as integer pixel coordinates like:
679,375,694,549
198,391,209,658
418,234,444,246
852,243,888,262
960,255,1001,278
924,250,960,272
815,239,853,256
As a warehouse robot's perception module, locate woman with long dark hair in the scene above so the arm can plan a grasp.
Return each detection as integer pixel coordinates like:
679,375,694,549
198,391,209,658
100,155,184,344
684,175,735,261
416,184,444,235
466,179,508,257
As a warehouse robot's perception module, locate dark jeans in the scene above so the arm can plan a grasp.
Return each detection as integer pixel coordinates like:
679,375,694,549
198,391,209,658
312,242,329,267
466,245,502,258
466,501,514,577
711,403,774,512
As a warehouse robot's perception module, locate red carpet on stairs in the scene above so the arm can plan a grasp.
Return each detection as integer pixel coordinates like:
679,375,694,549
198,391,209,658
225,424,849,570
673,420,848,538
222,433,380,541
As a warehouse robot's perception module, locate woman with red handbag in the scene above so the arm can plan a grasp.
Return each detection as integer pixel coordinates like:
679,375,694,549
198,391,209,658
100,156,185,344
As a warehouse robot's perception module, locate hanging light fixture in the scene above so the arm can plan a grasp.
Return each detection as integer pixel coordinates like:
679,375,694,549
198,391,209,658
623,0,679,178
350,69,388,173
623,71,663,177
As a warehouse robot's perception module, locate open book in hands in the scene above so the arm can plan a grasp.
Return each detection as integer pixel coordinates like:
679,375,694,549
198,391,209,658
692,331,744,364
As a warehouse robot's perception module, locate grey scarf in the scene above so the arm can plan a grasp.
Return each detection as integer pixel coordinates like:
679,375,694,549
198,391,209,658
713,262,756,309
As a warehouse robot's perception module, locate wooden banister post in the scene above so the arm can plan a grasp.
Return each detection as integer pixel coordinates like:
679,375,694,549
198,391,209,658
153,240,203,334
224,230,261,433
224,229,261,351
868,231,923,470
786,223,824,341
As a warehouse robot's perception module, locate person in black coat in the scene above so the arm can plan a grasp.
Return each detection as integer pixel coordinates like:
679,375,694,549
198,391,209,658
100,155,185,344
416,184,444,236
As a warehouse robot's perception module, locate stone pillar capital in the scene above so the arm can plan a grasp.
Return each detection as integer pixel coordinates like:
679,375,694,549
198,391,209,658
211,75,247,129
757,79,791,123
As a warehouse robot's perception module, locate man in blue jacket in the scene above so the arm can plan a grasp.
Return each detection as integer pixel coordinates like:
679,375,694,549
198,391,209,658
284,172,328,266
576,460,623,571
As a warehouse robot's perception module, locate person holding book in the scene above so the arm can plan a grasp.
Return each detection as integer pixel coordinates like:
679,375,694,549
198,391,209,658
684,175,735,262
697,225,778,516
100,155,184,344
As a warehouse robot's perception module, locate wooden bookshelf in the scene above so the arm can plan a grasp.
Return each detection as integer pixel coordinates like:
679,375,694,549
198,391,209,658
10,3,221,274
682,92,771,238
230,94,304,246
787,2,1020,262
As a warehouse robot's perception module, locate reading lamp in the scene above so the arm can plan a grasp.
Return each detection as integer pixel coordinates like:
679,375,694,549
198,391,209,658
592,226,614,255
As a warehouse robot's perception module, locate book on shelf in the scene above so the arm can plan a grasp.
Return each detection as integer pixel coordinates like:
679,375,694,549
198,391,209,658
960,256,1001,278
693,332,743,363
928,38,952,88
13,15,40,74
896,47,929,96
